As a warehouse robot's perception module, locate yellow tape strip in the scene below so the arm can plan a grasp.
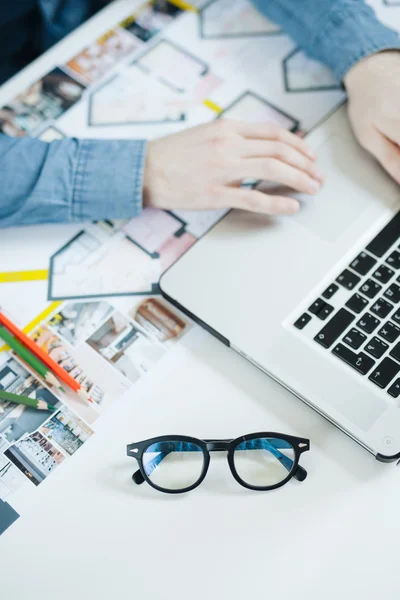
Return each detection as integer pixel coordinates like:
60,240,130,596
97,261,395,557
0,301,62,353
0,270,49,283
203,99,223,114
169,0,199,12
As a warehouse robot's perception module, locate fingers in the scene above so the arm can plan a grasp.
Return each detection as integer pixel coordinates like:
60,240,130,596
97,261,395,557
242,140,324,182
233,121,314,158
360,127,400,185
221,188,300,215
231,157,321,195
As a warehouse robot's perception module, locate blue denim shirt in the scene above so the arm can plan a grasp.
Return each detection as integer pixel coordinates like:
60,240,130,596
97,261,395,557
1,0,399,228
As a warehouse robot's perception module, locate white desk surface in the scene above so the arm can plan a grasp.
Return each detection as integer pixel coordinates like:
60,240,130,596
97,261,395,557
1,2,400,599
2,327,400,599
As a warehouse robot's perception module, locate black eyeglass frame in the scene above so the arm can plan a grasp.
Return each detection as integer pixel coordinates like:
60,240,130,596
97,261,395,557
127,432,310,494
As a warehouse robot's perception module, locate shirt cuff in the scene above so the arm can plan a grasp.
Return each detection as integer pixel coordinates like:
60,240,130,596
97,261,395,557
315,3,400,83
72,138,146,222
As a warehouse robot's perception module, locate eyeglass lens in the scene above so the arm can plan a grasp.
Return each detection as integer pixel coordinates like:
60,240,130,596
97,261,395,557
143,440,205,491
233,437,295,487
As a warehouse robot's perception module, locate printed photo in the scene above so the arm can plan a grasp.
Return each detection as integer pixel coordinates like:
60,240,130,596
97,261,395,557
128,297,191,343
30,325,104,405
0,453,28,496
40,405,93,456
5,431,65,486
65,27,139,85
0,355,61,443
0,68,86,136
219,91,299,131
87,311,166,383
47,301,114,346
0,499,19,536
120,0,183,42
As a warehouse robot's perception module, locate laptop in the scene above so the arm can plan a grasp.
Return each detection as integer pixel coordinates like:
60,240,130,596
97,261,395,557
160,103,400,462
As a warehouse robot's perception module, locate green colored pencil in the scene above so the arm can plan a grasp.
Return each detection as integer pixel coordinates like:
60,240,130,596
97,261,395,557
0,389,56,412
0,325,61,389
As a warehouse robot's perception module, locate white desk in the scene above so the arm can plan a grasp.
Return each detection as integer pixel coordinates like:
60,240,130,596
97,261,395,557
2,328,400,599
1,2,400,599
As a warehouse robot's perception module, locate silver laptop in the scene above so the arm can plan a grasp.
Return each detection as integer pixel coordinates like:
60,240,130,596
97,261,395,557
160,104,400,462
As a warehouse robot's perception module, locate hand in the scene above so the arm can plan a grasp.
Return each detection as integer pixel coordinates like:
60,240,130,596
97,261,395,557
344,51,400,184
143,120,323,215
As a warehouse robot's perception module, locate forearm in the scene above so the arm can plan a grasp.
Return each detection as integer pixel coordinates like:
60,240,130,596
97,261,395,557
0,135,146,228
252,0,400,81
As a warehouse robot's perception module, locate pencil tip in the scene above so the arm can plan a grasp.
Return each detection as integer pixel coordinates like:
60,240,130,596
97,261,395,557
77,389,90,402
46,372,61,388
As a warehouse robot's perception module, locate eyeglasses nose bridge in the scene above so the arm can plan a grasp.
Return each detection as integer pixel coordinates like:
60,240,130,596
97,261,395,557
205,440,230,452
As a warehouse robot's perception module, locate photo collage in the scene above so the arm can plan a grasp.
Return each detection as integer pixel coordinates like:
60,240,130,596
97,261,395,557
0,295,191,534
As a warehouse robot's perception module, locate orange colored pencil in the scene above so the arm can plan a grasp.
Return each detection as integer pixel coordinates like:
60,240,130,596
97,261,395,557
0,310,88,400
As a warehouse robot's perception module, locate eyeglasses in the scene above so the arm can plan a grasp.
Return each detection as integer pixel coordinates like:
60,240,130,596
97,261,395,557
127,432,310,494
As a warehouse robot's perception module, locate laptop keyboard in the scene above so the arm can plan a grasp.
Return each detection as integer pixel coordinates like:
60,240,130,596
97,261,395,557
293,211,400,399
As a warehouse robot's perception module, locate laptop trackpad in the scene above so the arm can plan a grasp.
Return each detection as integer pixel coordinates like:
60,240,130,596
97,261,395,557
290,134,395,242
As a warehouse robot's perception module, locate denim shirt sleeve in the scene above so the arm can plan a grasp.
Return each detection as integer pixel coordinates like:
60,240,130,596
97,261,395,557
252,0,400,82
0,135,146,228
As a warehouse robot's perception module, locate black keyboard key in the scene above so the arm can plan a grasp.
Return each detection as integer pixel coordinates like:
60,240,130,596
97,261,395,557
378,321,400,343
392,308,400,325
365,337,389,359
384,283,400,304
309,299,325,315
388,378,400,398
336,269,361,290
366,211,400,258
342,328,367,350
350,252,377,275
368,357,400,389
359,279,382,299
322,283,338,300
332,344,375,375
357,313,380,334
386,250,400,270
317,303,334,321
372,264,394,284
389,342,400,362
345,293,368,314
308,299,334,320
294,313,312,330
314,308,355,349
370,298,394,319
